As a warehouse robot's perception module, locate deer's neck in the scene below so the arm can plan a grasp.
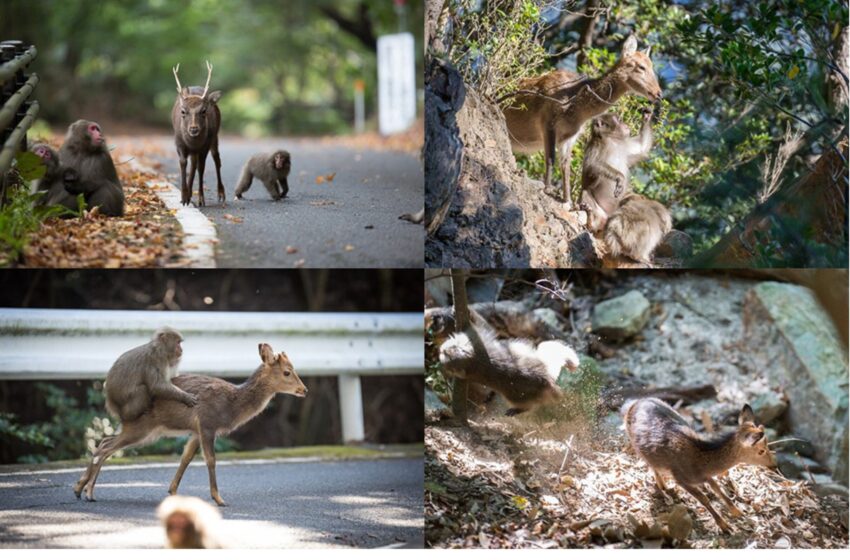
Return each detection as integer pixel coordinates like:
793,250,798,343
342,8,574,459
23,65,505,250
232,370,276,427
692,431,740,476
568,70,630,121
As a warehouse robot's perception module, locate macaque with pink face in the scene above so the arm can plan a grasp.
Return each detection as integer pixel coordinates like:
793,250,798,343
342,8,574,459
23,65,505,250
58,120,125,216
31,143,78,212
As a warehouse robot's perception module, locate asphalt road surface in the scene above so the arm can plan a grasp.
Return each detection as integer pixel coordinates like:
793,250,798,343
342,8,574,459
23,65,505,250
146,136,423,268
0,457,423,548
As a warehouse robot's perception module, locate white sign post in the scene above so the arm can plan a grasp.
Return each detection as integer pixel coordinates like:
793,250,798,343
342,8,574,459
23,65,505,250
377,32,416,135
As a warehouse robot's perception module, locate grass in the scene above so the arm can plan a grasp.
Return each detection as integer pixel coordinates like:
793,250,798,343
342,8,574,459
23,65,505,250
0,442,424,474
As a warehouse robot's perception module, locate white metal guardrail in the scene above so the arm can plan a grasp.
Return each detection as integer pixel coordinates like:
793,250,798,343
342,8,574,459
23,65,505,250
0,308,424,442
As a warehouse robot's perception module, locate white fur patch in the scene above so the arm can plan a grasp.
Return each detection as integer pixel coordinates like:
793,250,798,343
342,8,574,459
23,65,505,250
536,341,581,380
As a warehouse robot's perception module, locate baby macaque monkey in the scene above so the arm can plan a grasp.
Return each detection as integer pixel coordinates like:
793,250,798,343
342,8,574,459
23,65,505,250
157,495,224,548
604,193,671,265
104,327,197,422
234,150,291,201
580,109,653,233
31,144,79,212
439,309,580,416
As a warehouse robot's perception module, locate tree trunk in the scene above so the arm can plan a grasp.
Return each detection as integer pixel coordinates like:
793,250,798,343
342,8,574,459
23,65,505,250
449,269,470,426
576,0,601,69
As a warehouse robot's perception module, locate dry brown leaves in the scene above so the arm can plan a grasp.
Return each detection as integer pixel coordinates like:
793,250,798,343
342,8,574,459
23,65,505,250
425,419,848,549
23,145,186,268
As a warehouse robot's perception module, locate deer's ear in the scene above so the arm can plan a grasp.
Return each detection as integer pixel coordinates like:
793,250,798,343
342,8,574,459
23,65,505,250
622,35,638,57
259,343,275,364
206,90,222,103
739,404,756,425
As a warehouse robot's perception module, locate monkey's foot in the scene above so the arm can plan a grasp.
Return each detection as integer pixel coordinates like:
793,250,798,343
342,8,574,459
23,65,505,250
234,194,244,200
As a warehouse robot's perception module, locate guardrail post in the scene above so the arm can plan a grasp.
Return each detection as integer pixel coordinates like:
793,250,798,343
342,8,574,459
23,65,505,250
338,373,365,443
5,41,27,151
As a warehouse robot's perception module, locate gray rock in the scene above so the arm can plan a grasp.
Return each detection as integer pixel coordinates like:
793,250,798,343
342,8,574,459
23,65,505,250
568,231,601,268
743,282,849,484
591,290,651,341
810,482,849,499
776,452,827,479
655,229,693,259
532,308,562,334
751,392,788,426
425,388,449,415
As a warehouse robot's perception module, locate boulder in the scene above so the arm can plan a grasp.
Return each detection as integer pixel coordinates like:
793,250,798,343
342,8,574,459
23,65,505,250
591,290,651,341
751,391,788,426
655,229,693,259
425,388,449,415
743,281,849,484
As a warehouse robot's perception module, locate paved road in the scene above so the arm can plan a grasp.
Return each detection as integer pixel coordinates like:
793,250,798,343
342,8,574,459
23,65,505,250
0,458,423,549
141,136,423,268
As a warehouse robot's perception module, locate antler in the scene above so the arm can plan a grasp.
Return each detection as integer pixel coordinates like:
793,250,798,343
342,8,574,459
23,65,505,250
202,60,213,99
172,63,183,94
645,45,652,58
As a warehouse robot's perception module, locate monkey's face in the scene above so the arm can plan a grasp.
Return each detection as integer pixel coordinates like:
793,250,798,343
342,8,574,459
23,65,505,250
33,145,53,162
593,115,630,139
273,151,290,170
86,122,105,147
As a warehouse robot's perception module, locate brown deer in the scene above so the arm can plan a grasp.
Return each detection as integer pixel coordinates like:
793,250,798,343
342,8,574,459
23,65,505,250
624,398,777,533
74,343,307,506
172,61,226,207
503,36,662,208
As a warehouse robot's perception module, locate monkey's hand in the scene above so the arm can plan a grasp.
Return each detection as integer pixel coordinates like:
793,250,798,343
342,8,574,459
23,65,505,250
641,107,654,122
613,177,624,198
182,393,199,407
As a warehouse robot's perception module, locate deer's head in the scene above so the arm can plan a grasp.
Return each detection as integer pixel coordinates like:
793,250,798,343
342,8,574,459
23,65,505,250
734,404,777,469
173,61,221,139
615,36,662,102
258,343,308,398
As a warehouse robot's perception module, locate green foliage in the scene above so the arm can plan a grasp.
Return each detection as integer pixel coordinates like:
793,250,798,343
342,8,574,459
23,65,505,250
0,180,77,267
2,0,424,135
34,383,106,462
446,0,549,101
0,412,52,452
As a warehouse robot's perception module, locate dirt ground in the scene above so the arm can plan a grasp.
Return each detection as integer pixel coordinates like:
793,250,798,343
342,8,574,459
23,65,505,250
424,273,849,549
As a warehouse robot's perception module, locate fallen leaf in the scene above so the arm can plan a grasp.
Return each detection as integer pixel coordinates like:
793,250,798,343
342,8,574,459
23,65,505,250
285,246,298,254
344,244,354,251
293,258,305,268
222,214,244,224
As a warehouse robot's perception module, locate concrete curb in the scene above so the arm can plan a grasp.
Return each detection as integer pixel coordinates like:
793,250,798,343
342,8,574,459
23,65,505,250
129,161,217,268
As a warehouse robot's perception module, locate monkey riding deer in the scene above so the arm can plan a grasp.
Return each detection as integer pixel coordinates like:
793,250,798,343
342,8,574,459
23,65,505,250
234,150,291,201
503,35,661,207
172,61,225,207
104,327,197,422
439,309,580,416
624,398,777,533
58,120,125,216
75,343,307,506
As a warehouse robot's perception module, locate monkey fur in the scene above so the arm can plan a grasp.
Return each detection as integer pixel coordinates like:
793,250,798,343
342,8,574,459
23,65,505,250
104,327,197,422
439,309,580,415
580,110,653,233
604,193,672,265
59,120,125,216
234,150,291,201
31,144,79,212
399,208,424,224
157,495,223,549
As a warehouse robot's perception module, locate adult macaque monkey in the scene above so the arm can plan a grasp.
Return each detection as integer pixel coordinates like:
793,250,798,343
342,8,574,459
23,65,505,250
234,150,291,201
580,109,654,233
104,327,197,422
31,144,79,212
59,120,125,216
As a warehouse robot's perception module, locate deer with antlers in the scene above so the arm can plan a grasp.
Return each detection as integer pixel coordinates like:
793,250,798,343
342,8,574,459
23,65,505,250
503,36,662,208
171,61,225,207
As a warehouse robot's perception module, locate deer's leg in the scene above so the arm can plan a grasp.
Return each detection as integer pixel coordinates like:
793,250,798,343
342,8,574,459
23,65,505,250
79,428,149,502
559,136,577,209
74,435,116,498
211,142,225,205
197,149,209,208
707,478,743,518
200,431,226,506
678,481,730,533
178,150,189,206
652,469,668,492
169,435,200,495
187,154,198,207
543,127,555,191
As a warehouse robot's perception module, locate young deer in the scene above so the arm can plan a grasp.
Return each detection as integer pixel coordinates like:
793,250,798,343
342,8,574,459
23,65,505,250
624,398,777,532
74,343,307,506
503,36,662,208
